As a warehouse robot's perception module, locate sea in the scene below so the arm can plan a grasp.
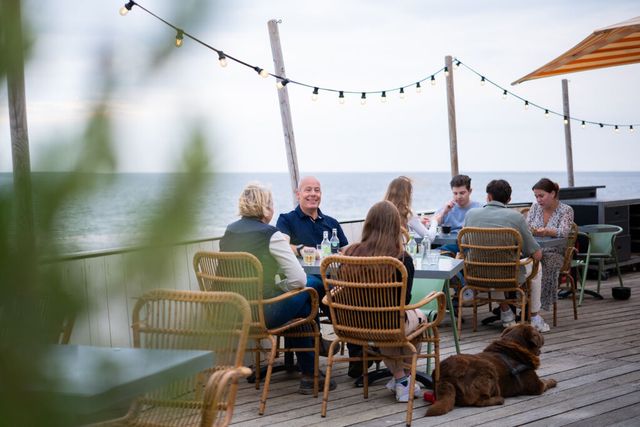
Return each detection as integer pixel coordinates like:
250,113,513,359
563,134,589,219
2,171,639,254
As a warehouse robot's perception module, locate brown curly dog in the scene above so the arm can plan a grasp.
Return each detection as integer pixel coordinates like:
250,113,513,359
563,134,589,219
426,324,557,416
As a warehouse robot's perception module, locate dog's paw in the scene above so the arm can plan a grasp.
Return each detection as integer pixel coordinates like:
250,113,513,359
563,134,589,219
544,378,557,390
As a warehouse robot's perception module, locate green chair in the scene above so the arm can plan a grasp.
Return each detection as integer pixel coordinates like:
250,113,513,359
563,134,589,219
576,224,624,305
409,278,449,375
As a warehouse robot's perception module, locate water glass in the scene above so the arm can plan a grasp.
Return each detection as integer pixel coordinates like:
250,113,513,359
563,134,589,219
316,244,323,259
426,249,440,265
302,247,316,265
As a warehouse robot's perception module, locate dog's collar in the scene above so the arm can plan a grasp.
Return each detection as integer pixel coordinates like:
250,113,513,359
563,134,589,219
497,353,530,378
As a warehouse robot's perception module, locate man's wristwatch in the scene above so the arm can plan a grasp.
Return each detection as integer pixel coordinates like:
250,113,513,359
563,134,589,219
296,244,304,256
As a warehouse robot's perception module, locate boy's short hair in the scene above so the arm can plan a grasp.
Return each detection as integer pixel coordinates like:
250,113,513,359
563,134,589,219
486,179,512,204
450,174,472,190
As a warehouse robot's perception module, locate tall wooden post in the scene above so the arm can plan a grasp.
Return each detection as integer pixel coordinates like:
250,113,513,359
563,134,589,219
562,79,575,187
4,0,35,246
445,55,459,177
267,19,300,207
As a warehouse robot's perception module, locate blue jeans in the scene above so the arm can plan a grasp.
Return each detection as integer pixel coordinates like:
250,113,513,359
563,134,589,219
264,288,315,375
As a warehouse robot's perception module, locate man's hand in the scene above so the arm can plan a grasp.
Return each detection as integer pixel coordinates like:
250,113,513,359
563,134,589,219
442,200,455,215
532,249,543,261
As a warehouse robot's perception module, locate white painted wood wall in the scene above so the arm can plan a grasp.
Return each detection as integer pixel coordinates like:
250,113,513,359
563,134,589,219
56,221,365,348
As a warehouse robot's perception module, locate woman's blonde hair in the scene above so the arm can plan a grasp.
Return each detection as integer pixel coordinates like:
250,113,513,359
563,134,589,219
238,182,273,219
383,176,413,227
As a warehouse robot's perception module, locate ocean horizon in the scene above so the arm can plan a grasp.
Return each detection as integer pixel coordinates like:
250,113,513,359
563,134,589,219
2,171,640,253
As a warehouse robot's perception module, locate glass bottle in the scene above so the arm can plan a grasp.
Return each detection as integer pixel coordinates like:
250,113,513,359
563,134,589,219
329,228,340,254
406,233,417,257
321,231,331,257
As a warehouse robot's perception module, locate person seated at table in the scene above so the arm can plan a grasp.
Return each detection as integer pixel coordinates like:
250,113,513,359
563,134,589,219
343,200,427,402
526,178,574,319
464,179,549,332
426,174,481,254
220,182,336,394
383,176,436,242
276,176,346,356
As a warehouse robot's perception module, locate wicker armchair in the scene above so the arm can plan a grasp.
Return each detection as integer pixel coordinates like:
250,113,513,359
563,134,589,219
92,289,252,427
319,255,445,427
193,251,319,415
556,222,580,326
456,227,539,334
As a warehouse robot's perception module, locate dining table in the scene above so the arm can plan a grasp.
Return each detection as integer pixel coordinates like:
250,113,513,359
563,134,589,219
33,345,214,422
431,230,567,249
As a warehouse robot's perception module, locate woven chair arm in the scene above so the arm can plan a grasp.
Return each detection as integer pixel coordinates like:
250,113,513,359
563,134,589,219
405,291,446,330
264,287,319,335
521,258,539,283
201,366,252,427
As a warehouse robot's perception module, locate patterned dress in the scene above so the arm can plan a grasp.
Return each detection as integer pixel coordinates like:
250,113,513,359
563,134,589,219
526,202,574,311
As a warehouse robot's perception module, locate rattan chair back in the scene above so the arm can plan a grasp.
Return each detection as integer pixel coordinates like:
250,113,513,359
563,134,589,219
458,227,523,289
321,255,408,345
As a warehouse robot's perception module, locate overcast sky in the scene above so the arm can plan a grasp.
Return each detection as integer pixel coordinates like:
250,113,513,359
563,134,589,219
1,0,639,173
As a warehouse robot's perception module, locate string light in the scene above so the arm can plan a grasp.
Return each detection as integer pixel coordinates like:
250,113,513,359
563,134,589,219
217,51,227,67
121,4,639,128
615,125,619,132
276,78,289,90
253,66,269,78
119,0,135,15
381,91,387,103
564,116,569,125
175,29,184,47
360,92,366,105
544,109,549,118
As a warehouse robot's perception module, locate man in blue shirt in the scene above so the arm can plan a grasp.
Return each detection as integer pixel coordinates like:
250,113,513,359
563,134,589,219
431,174,481,232
277,176,348,254
277,176,362,372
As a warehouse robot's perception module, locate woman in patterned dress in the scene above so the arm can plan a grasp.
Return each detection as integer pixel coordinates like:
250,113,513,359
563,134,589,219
526,178,574,312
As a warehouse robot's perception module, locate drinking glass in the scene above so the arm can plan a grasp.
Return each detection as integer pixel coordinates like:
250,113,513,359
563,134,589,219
302,247,316,265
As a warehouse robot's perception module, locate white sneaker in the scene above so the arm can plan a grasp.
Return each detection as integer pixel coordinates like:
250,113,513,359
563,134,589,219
500,309,516,328
462,289,474,306
385,377,396,394
531,315,550,333
394,379,421,402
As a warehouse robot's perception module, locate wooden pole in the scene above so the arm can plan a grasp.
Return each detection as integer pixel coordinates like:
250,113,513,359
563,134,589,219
562,79,575,187
445,55,459,177
267,19,300,207
4,0,35,246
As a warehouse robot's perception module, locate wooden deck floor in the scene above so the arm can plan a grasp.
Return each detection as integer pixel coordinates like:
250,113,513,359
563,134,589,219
229,271,640,426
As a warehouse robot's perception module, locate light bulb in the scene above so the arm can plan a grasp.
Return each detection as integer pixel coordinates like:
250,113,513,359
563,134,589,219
502,89,507,99
360,93,367,105
545,109,549,118
631,125,635,133
444,66,449,77
524,100,529,110
415,82,422,93
218,51,227,68
276,79,288,90
399,87,405,99
480,76,485,86
175,30,184,47
311,87,319,101
615,125,619,132
381,91,387,103
339,91,345,104
581,121,586,129
259,69,269,78
455,60,461,68
430,75,436,86
599,123,604,128
119,1,134,15
564,117,569,125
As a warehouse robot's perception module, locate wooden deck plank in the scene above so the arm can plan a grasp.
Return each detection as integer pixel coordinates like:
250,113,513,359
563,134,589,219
228,271,640,426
